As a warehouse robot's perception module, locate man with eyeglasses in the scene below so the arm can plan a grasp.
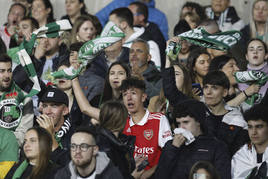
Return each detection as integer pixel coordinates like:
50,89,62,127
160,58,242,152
55,126,124,179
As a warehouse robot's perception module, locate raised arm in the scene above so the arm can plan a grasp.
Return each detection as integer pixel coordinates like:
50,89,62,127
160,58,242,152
71,78,100,121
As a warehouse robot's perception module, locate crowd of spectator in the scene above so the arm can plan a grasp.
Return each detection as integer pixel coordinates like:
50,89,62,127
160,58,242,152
0,0,268,178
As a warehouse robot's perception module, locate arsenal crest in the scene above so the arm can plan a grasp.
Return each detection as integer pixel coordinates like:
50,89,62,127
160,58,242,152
144,129,153,140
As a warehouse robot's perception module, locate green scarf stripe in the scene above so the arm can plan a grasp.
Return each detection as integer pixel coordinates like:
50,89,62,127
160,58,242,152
7,47,20,64
45,22,61,33
21,33,37,55
50,21,125,80
12,160,28,179
46,31,60,38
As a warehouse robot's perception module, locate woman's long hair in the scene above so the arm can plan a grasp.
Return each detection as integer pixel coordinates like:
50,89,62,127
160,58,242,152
78,0,88,15
99,100,128,133
71,14,102,43
250,0,268,45
101,61,131,104
33,0,55,24
186,47,210,84
172,61,193,98
27,127,52,179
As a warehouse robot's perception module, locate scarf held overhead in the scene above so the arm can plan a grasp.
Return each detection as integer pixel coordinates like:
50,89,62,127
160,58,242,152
50,21,125,80
15,20,72,101
166,27,241,61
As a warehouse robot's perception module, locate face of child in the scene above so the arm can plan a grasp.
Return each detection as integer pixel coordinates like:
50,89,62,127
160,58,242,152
246,40,267,67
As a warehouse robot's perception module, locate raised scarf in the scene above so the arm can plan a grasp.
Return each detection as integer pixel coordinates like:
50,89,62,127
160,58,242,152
50,21,125,80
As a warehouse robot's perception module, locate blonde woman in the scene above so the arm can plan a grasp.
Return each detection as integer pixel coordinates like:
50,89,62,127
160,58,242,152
250,0,268,45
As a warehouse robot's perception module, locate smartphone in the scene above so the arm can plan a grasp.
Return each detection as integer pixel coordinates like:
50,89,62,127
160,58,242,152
137,160,149,172
192,83,203,96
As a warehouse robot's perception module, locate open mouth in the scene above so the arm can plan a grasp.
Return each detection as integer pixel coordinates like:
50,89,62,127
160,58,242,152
127,102,134,108
3,79,10,83
58,79,65,83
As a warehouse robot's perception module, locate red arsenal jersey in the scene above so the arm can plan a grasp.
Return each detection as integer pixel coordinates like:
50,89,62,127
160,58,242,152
123,110,172,170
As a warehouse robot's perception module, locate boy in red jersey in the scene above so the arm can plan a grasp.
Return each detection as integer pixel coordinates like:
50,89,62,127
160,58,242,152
121,77,172,179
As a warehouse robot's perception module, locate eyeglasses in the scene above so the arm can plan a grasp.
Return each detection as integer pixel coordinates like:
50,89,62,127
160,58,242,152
70,143,96,152
254,7,268,12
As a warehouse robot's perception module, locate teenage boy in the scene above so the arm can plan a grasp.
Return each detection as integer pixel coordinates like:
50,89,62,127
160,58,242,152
121,77,172,178
232,104,268,178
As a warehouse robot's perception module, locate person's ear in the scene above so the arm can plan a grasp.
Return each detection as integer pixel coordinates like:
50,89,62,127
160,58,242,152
265,53,268,60
120,21,128,30
93,145,99,155
223,88,228,97
147,54,151,62
138,14,145,23
62,105,69,116
245,53,249,62
142,92,147,103
46,8,51,16
79,3,84,10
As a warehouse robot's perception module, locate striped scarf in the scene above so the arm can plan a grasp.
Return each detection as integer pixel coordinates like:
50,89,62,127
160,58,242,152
166,27,241,61
50,21,125,80
11,20,72,104
235,71,268,105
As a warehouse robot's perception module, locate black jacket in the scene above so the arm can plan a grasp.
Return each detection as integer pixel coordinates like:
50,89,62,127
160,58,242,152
154,135,231,179
97,128,136,179
142,61,162,99
162,67,249,155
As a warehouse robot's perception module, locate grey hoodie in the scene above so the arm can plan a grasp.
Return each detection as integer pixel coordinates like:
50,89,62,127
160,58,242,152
55,152,124,179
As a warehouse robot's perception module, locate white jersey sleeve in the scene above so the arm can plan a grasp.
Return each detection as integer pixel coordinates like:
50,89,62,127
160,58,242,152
158,114,172,148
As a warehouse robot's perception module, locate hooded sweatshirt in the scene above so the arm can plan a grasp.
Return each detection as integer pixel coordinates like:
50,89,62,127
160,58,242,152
54,152,124,179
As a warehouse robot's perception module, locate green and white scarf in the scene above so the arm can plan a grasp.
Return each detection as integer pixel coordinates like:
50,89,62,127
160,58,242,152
50,21,125,80
9,20,72,60
166,27,241,61
235,71,268,105
9,20,72,104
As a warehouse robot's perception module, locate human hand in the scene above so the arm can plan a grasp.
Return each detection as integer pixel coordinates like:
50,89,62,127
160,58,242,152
172,133,186,148
24,31,32,41
166,36,181,47
245,84,261,96
36,114,55,135
131,156,147,179
34,38,47,59
192,87,202,96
